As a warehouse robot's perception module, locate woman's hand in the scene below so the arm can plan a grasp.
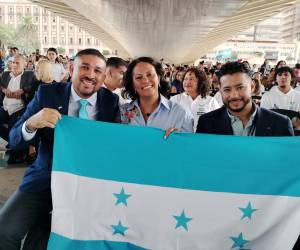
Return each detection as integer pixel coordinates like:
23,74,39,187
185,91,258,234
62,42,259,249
164,127,179,139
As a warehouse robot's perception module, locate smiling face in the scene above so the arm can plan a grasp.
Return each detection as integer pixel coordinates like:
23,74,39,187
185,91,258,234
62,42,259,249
183,71,198,97
132,62,159,99
70,54,106,98
220,72,254,113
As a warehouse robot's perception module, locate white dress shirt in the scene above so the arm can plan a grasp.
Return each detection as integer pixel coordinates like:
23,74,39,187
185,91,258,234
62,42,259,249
3,72,24,115
22,85,98,141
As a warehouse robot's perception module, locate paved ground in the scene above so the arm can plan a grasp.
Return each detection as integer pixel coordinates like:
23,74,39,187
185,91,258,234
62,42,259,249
0,138,26,207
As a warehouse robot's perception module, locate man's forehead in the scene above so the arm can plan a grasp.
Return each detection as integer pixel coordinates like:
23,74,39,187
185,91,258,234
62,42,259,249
76,55,105,67
221,73,251,85
278,71,291,75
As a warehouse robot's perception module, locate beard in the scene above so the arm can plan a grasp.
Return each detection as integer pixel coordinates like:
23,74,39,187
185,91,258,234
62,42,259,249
224,97,251,113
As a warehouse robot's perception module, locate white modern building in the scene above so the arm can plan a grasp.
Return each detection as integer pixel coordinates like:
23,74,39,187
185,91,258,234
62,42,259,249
0,0,110,55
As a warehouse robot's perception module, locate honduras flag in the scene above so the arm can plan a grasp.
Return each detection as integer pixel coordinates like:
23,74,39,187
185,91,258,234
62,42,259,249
48,116,300,250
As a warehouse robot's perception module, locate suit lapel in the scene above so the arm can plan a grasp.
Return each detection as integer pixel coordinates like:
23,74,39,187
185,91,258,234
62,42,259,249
3,72,11,88
20,72,25,89
95,88,103,121
255,107,272,136
219,107,234,135
59,83,72,115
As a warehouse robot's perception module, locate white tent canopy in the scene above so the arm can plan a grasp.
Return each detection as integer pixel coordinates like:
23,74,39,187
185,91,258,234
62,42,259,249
31,0,298,64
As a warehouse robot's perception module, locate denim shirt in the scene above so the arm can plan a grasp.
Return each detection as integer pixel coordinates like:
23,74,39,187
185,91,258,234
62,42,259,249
120,95,193,132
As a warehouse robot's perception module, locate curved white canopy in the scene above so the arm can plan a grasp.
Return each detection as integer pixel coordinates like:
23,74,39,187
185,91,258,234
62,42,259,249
30,0,298,63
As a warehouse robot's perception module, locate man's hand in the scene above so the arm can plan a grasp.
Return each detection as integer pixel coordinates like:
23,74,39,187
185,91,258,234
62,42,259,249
26,108,62,130
164,127,179,139
292,117,300,130
12,89,24,99
2,88,14,98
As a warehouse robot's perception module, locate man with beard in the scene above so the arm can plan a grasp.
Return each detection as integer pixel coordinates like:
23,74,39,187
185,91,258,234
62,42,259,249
196,61,293,136
0,49,120,250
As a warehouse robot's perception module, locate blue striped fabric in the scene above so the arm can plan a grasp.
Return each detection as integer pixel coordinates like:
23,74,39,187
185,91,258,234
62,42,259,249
52,116,300,197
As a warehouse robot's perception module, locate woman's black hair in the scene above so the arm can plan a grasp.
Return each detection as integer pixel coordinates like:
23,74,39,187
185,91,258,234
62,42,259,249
122,57,169,100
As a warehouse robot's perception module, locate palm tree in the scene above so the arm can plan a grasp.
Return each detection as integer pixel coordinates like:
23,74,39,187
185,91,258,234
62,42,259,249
16,16,40,54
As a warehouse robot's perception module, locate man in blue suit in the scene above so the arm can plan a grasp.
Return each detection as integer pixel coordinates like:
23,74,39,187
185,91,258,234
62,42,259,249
196,61,294,136
0,49,120,250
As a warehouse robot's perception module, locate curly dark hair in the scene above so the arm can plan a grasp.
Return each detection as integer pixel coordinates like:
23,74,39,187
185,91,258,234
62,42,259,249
218,62,252,83
122,57,169,100
182,67,209,98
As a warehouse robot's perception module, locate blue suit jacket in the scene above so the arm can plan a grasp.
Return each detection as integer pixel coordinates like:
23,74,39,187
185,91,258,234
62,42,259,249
196,105,294,136
9,82,120,192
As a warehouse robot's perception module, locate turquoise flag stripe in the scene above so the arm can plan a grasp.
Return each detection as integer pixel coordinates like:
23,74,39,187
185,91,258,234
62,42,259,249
47,233,147,250
53,116,300,197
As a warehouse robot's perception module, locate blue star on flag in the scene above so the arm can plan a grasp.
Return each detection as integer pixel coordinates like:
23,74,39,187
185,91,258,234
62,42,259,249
230,232,250,249
111,220,129,236
239,202,258,220
173,210,192,231
113,187,131,206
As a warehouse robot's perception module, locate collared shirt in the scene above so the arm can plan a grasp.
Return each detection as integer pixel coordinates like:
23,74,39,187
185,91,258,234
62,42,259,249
3,72,24,115
171,92,220,131
120,95,193,132
68,85,98,119
227,105,257,136
22,84,98,141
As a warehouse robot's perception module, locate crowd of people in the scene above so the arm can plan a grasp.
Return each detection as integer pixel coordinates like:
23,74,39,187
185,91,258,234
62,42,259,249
0,47,300,249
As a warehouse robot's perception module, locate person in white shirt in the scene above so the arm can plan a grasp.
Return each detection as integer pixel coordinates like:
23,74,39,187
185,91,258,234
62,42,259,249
47,47,67,83
171,67,220,131
0,55,35,139
103,57,129,105
213,91,223,106
260,66,300,111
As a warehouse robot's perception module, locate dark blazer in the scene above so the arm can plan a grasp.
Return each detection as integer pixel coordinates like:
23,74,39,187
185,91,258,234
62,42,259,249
0,70,36,105
9,82,120,192
196,105,294,136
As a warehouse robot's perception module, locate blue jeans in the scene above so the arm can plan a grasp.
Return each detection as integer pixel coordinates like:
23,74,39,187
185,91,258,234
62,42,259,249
0,189,52,250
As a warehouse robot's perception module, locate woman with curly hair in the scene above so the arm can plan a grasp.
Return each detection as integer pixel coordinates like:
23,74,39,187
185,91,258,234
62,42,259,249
171,67,220,131
121,57,193,134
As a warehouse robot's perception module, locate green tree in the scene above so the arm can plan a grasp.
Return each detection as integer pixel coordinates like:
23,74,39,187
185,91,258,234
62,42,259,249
0,16,40,54
0,24,15,47
57,47,66,55
15,16,40,54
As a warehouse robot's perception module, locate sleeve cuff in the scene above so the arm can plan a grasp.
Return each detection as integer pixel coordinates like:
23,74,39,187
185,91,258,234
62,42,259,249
22,121,37,141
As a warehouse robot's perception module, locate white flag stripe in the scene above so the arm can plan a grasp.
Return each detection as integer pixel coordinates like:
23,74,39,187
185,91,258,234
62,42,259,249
51,172,300,250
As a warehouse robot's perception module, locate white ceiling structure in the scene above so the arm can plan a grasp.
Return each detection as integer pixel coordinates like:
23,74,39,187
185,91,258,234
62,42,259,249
30,0,299,64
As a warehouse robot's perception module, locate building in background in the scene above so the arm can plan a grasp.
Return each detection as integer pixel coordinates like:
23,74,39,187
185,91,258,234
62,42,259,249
200,8,300,66
0,0,111,56
281,3,300,42
231,15,282,42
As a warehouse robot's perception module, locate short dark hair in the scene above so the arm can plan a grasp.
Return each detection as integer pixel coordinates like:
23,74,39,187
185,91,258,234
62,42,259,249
295,63,300,69
182,67,209,98
122,57,168,100
47,47,58,55
75,48,106,62
106,57,127,68
274,66,293,79
218,61,252,83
